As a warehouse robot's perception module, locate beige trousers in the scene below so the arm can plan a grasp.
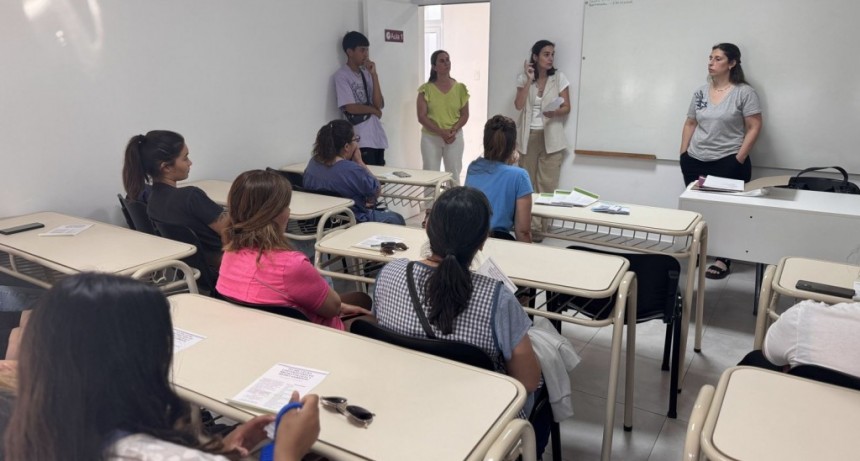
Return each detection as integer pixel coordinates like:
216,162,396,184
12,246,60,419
518,130,564,232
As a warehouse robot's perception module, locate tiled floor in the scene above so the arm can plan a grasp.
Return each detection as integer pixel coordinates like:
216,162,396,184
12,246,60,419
536,236,794,461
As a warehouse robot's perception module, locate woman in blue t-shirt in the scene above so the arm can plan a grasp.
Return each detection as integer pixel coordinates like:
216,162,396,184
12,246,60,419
465,115,534,242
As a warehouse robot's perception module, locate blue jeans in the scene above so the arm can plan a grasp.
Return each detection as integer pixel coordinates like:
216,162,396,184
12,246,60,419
368,210,406,225
0,285,43,312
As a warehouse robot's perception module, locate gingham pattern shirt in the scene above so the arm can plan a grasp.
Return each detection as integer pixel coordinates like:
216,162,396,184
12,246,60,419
373,259,508,373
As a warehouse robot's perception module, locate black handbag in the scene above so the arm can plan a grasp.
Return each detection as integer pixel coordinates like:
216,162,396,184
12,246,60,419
343,69,372,126
782,166,860,195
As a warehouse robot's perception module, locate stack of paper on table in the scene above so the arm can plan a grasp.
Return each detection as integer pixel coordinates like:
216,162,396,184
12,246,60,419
694,175,744,193
352,235,405,250
591,202,630,215
535,188,600,207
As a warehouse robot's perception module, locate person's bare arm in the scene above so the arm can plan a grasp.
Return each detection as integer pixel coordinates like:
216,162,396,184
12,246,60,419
514,195,533,243
506,335,541,392
736,113,763,163
679,118,698,154
417,93,445,136
314,288,342,319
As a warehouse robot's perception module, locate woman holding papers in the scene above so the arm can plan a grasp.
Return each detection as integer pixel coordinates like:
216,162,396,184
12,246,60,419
122,130,227,269
465,115,533,243
217,169,373,331
304,120,405,225
4,273,320,461
514,40,571,202
679,43,763,279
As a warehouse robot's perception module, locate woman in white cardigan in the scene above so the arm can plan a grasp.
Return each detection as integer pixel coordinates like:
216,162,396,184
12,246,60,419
514,39,571,237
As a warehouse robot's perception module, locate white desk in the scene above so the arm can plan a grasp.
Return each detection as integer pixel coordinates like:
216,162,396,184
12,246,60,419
280,162,452,210
0,212,196,288
679,184,860,265
169,293,526,461
531,197,707,375
183,179,355,242
753,257,859,349
699,366,860,461
314,222,637,461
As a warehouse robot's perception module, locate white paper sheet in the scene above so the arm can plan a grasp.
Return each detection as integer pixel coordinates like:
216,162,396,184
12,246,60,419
229,363,329,413
172,328,206,353
476,256,518,294
39,223,93,236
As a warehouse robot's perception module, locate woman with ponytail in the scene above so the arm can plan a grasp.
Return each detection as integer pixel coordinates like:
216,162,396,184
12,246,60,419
121,131,227,268
465,115,534,242
373,186,540,393
217,170,372,330
303,120,405,225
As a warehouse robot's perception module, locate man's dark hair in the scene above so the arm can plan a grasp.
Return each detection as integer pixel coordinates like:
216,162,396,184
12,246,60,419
342,31,370,52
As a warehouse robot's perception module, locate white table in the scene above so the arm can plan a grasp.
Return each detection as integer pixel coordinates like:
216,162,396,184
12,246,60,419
280,162,452,210
313,222,637,461
698,366,860,461
531,197,708,369
169,293,526,461
679,183,860,265
183,179,355,242
0,212,196,288
753,257,860,349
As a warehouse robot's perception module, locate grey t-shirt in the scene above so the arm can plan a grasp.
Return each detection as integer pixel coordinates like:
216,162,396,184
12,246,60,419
686,83,761,161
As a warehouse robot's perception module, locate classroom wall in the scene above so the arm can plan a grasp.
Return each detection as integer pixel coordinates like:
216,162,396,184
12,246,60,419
0,0,421,224
487,0,860,209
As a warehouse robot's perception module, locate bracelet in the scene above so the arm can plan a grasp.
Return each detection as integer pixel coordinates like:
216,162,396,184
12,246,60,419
274,402,304,432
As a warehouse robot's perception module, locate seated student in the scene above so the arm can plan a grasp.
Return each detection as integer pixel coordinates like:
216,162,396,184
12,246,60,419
373,186,540,389
122,130,227,268
739,300,860,378
464,115,533,242
3,273,319,461
217,169,373,330
303,120,405,225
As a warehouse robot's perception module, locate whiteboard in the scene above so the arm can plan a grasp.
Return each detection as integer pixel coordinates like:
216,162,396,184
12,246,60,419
575,0,860,173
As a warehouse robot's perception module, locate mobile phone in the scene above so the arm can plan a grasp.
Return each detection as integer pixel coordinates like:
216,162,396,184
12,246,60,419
0,222,45,235
795,280,856,299
392,171,411,178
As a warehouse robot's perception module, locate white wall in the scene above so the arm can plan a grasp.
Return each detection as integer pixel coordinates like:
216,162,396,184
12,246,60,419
488,0,859,209
0,0,421,224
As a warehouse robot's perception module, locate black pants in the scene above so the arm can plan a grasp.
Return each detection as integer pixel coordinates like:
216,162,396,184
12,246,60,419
360,147,385,166
680,152,751,188
737,350,784,372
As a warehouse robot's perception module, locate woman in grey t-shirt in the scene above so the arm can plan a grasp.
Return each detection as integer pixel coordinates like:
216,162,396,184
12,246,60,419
679,43,763,279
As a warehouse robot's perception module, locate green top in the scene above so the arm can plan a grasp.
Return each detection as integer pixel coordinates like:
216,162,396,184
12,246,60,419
418,81,470,134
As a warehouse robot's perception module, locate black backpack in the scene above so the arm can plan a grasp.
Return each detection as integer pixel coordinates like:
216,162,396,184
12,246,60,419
781,166,860,194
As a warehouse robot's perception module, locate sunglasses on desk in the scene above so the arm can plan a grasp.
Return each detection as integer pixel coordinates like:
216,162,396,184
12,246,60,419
321,396,375,427
379,241,408,256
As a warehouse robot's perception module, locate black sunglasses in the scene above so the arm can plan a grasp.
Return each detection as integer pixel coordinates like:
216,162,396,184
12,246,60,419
379,241,408,256
321,396,375,427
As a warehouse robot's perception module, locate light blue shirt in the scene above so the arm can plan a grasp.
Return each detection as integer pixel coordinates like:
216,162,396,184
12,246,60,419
465,158,533,233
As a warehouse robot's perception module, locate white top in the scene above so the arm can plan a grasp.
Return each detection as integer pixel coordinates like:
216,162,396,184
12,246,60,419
764,299,860,377
169,293,525,461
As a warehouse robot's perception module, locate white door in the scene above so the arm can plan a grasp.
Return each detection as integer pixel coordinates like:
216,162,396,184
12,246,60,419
363,0,423,171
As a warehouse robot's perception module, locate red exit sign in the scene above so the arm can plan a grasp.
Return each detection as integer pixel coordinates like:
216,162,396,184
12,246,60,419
384,29,404,43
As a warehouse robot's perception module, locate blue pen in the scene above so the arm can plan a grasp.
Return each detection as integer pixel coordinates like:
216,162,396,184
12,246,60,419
259,401,304,461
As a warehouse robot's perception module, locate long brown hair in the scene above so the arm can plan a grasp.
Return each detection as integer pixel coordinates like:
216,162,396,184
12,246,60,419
122,130,185,201
223,169,293,259
4,274,222,460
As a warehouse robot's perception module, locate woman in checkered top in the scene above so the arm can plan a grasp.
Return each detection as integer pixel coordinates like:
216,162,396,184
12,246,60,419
372,187,541,393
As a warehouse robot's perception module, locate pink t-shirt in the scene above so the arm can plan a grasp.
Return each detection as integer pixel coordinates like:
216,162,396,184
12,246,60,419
216,249,343,330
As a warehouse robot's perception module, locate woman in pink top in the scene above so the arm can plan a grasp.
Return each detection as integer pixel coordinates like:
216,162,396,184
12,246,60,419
216,169,372,330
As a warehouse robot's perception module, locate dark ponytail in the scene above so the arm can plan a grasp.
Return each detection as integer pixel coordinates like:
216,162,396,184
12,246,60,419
313,120,354,164
712,43,747,85
428,49,448,83
424,187,491,335
122,131,185,201
482,115,517,163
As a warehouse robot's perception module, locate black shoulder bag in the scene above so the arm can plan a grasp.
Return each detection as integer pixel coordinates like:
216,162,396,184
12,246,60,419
343,70,372,126
780,166,860,195
406,262,437,339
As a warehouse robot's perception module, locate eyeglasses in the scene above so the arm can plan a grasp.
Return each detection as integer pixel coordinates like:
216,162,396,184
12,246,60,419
379,241,408,256
321,396,375,427
353,135,361,143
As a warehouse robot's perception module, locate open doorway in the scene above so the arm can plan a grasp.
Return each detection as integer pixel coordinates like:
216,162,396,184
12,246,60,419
422,3,490,185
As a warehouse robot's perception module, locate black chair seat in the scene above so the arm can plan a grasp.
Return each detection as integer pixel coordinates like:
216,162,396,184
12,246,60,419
118,194,158,235
788,364,860,391
222,296,310,322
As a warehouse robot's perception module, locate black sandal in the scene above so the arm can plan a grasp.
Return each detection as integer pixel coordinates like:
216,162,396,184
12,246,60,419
705,259,731,280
